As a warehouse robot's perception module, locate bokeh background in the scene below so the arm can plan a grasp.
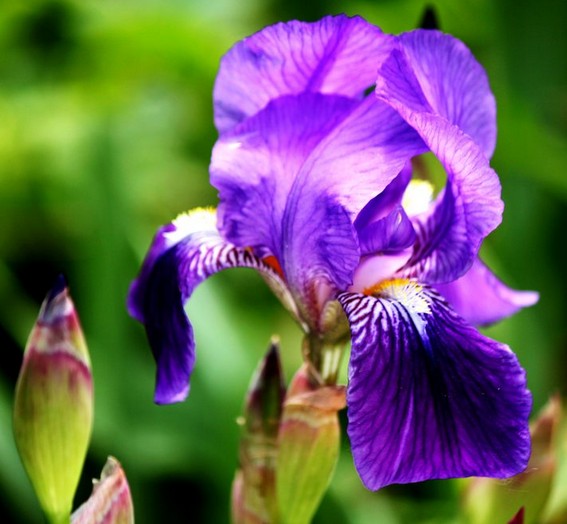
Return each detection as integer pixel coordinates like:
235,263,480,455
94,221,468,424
0,0,566,522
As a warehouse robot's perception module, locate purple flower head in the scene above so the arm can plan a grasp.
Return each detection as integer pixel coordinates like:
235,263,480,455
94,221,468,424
128,15,538,490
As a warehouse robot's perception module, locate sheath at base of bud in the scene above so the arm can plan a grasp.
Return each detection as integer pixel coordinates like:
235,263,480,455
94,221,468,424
276,364,346,524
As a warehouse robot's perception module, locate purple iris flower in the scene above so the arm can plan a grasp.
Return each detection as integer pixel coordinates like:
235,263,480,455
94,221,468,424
128,15,538,490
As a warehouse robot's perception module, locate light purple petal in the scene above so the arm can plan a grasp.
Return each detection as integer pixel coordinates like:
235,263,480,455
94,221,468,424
211,92,424,317
395,30,497,158
211,93,358,260
435,258,539,325
213,15,393,133
376,45,503,283
338,282,531,491
127,209,291,404
300,95,424,218
281,190,359,329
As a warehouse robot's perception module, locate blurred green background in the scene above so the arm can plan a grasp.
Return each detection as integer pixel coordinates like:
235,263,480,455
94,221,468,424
0,0,565,522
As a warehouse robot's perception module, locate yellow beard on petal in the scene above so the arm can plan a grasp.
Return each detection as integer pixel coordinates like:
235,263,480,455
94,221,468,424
172,207,217,232
364,278,431,315
163,208,218,246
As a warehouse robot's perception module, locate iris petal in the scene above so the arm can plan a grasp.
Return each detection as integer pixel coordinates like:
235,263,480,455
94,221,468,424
394,30,497,158
211,93,358,261
435,258,539,325
127,209,291,404
377,40,503,284
281,191,359,327
213,15,393,133
211,93,424,318
338,282,531,491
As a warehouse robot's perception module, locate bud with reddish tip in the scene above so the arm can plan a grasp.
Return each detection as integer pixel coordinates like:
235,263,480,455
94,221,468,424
509,507,525,524
232,339,285,524
13,276,93,524
276,364,346,524
72,457,134,524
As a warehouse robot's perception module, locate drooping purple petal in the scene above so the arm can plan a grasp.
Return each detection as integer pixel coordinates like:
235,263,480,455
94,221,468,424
394,30,497,158
435,258,539,325
127,209,292,404
338,281,531,491
213,15,393,133
376,44,503,283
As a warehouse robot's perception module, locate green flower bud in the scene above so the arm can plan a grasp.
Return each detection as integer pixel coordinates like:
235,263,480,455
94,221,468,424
71,457,134,524
13,276,93,524
232,339,285,524
276,364,346,524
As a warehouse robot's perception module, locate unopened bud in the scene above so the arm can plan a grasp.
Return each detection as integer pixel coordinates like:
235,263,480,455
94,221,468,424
71,457,134,524
232,339,285,524
13,276,93,524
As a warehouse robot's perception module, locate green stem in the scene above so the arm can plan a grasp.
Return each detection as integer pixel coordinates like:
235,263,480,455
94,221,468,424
47,509,70,524
302,334,345,386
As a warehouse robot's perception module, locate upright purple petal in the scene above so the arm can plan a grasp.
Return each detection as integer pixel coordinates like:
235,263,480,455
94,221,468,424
280,97,424,316
213,15,393,133
338,281,531,491
280,189,359,328
376,44,503,283
211,93,358,260
394,30,497,158
128,209,291,404
299,95,424,218
435,258,539,325
211,92,424,319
